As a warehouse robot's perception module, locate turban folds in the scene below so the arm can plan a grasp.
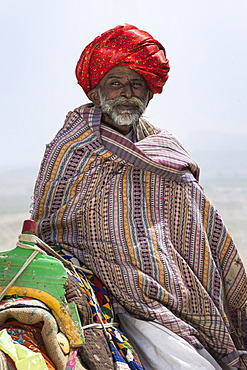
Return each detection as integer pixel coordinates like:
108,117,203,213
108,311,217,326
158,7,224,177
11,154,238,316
76,24,170,95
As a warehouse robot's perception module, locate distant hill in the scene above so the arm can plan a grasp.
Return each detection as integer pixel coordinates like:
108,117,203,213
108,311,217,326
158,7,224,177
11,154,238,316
182,130,247,154
0,166,38,215
0,166,38,251
191,150,247,182
180,130,247,182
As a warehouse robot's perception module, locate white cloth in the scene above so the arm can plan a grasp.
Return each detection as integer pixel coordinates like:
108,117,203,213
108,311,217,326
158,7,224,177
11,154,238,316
118,313,231,370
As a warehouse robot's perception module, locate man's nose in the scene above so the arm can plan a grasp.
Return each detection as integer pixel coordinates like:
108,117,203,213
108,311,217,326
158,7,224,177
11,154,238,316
121,82,134,99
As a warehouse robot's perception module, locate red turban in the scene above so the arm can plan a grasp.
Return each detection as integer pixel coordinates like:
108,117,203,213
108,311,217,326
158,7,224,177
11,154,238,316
76,24,170,95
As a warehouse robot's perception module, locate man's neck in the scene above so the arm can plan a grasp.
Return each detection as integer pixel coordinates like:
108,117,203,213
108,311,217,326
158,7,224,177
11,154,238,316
101,113,134,135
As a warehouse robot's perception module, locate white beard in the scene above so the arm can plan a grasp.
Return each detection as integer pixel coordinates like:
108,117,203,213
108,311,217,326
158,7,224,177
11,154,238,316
106,108,142,126
98,91,148,127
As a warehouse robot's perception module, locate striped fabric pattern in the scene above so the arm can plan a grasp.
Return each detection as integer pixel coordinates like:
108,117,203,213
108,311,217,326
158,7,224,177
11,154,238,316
32,104,247,368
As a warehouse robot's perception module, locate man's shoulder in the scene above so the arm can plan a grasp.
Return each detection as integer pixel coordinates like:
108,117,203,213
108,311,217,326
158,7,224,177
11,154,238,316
62,103,93,128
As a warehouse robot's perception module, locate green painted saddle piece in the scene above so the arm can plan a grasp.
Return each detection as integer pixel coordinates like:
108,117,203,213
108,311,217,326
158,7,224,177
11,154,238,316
0,246,84,346
0,246,67,302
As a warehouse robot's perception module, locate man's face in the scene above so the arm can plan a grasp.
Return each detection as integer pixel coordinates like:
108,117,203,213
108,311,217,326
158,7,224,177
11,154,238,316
89,66,153,133
99,65,150,101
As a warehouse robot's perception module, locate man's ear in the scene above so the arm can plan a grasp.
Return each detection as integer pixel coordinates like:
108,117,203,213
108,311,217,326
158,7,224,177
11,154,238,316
146,90,154,107
87,88,101,108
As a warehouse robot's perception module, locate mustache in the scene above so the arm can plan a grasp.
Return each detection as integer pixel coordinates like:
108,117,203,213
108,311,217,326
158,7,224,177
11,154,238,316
112,96,143,105
108,96,147,110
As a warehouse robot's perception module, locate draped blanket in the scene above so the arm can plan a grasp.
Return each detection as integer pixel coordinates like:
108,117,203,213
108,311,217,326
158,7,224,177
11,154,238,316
32,104,247,368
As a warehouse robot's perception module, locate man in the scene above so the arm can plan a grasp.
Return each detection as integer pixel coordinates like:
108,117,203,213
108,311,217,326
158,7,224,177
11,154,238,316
32,24,247,369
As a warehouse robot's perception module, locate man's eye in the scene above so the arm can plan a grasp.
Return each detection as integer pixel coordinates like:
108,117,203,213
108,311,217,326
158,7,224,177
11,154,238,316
131,82,143,87
111,81,121,86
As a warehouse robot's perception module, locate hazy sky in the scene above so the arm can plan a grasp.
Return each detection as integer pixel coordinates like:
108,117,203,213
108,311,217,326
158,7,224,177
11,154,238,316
1,0,247,169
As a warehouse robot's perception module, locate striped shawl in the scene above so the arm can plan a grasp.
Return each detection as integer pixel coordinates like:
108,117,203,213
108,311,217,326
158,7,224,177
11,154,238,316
32,104,247,368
